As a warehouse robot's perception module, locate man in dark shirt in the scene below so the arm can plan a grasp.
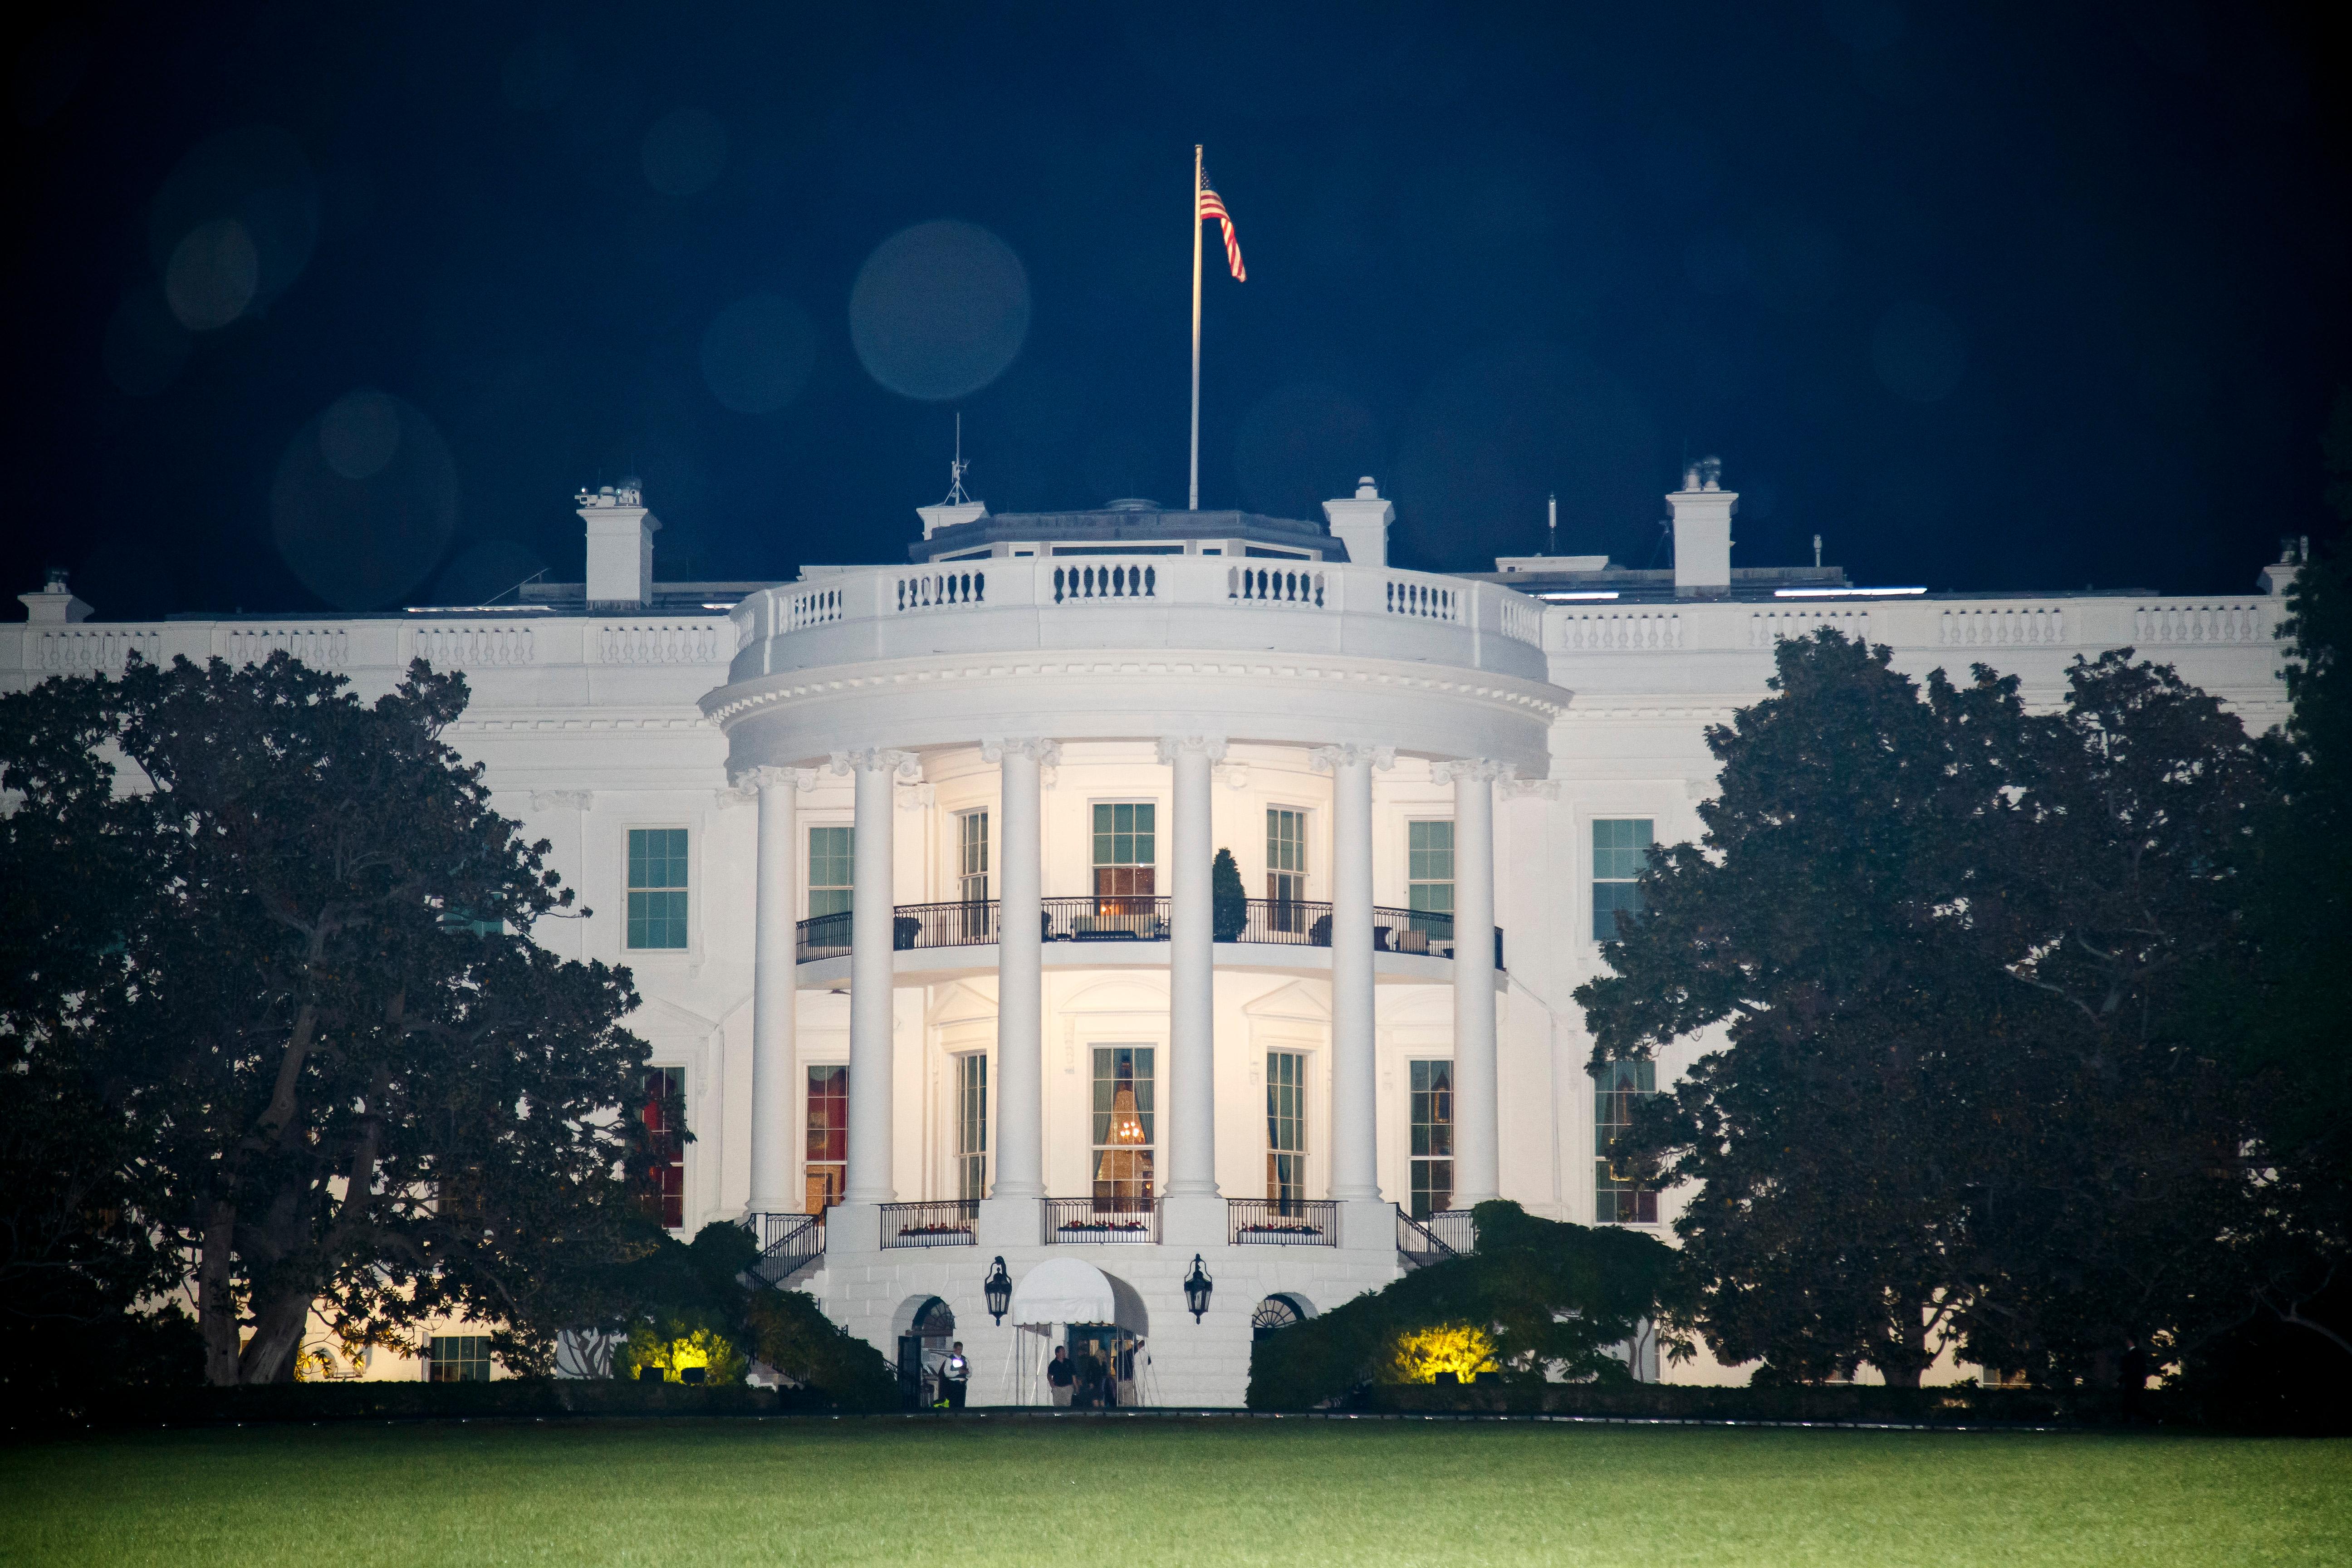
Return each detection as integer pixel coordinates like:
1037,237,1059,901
1046,1345,1075,1407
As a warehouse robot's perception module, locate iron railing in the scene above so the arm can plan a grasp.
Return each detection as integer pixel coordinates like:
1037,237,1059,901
1045,1196,1161,1244
1229,1197,1339,1245
1426,1209,1478,1254
880,1198,979,1249
746,1210,825,1284
794,897,1504,968
1395,1206,1456,1268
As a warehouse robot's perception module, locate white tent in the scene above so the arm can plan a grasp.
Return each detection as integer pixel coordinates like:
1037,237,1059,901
1004,1258,1118,1405
1010,1257,1117,1328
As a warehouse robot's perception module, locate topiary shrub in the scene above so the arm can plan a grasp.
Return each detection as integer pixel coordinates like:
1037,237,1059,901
1246,1200,1692,1410
744,1288,899,1411
1212,848,1247,941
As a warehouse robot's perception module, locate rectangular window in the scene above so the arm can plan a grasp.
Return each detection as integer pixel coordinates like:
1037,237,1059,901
640,1066,686,1230
957,810,990,903
1406,820,1455,943
805,1065,847,1215
1090,1045,1155,1208
1593,1059,1659,1224
1091,803,1156,901
626,828,689,950
1266,808,1308,931
808,826,854,920
1409,1059,1454,1220
1266,1050,1307,1209
1592,818,1655,942
427,1335,491,1383
956,1053,989,1201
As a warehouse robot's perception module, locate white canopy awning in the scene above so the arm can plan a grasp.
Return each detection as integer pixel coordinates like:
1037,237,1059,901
1010,1257,1117,1327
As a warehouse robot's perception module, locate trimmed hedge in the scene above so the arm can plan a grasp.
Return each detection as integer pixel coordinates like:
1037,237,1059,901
13,1377,842,1431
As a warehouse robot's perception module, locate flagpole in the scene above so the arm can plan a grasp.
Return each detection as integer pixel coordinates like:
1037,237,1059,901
1189,143,1203,512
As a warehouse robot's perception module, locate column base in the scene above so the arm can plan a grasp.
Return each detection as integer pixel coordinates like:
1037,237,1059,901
825,1201,881,1256
975,1196,1042,1249
1160,1193,1226,1249
1337,1198,1399,1256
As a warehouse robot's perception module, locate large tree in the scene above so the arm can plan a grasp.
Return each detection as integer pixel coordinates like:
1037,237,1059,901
1577,631,2284,1387
0,652,657,1384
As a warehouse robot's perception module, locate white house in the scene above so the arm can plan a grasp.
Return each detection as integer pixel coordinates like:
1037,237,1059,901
5,466,2296,1402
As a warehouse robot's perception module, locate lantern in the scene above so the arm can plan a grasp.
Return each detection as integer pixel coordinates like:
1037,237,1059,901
1182,1253,1213,1323
983,1255,1012,1324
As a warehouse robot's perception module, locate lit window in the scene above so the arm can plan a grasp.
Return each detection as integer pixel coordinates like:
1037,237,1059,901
1092,804,1156,899
1592,819,1654,942
641,1066,686,1229
805,1065,846,1215
808,826,853,919
1593,1059,1658,1224
1091,1046,1155,1208
956,1053,988,1201
627,828,689,950
1407,820,1455,939
428,1335,491,1382
1266,1051,1307,1210
1266,808,1308,933
1408,1060,1454,1219
957,810,989,903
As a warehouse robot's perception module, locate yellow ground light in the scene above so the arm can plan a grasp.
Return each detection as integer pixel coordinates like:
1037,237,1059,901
619,1325,746,1384
1385,1323,1498,1384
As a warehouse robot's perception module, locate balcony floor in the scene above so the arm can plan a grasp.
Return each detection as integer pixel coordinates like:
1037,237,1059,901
793,939,1499,990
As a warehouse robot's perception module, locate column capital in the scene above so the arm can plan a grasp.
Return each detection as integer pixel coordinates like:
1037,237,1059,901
1431,757,1509,786
528,789,595,812
730,764,809,794
980,736,1063,765
1498,773,1561,802
830,747,921,780
1308,744,1395,774
1155,734,1227,765
897,781,936,812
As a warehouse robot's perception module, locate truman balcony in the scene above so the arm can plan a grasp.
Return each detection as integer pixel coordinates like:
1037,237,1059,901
791,896,1504,986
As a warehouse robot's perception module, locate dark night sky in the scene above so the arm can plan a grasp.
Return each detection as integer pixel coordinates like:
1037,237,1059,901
6,1,2349,620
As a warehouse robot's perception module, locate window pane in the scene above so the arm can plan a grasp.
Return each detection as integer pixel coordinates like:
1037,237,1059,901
641,1068,686,1228
1091,1046,1154,1206
1592,819,1654,941
1408,1059,1454,1219
956,1054,988,1201
805,1064,847,1214
1593,1058,1658,1224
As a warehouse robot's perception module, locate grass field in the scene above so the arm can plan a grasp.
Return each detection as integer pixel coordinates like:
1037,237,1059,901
3,1417,2345,1567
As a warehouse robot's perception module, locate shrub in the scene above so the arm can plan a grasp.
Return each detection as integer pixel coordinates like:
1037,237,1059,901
744,1288,898,1411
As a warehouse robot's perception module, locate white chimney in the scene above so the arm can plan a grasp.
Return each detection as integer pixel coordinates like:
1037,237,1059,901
916,500,988,539
2258,535,2307,596
577,481,659,608
18,568,93,625
1669,456,1735,598
1323,476,1394,567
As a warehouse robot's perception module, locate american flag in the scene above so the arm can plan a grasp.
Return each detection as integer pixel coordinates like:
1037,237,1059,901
1198,169,1245,282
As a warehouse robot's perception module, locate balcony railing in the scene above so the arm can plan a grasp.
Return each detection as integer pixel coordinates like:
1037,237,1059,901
1229,1197,1339,1246
746,1210,825,1284
796,897,1503,968
1395,1206,1456,1269
880,1198,979,1249
1045,1196,1161,1244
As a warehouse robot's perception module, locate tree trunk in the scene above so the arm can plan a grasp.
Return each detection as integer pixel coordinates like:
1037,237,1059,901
197,1199,243,1387
1880,1361,1924,1389
240,1286,312,1384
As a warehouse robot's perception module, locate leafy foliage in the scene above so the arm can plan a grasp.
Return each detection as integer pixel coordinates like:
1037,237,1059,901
744,1288,899,1410
0,652,655,1385
1212,847,1247,941
1574,627,2337,1389
1245,1200,1687,1410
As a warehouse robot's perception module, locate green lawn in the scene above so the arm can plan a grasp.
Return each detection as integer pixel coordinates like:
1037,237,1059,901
3,1418,2344,1567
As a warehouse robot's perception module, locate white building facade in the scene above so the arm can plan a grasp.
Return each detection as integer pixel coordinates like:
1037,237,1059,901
5,471,2297,1402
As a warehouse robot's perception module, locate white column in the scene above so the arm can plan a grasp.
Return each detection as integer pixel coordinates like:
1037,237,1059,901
1437,758,1504,1208
983,738,1056,1201
1312,744,1391,1205
742,767,801,1215
1158,735,1225,1202
838,748,914,1207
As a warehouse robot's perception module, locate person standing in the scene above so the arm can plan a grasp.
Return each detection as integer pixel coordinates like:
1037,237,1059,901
941,1341,970,1410
1074,1345,1103,1409
1046,1345,1075,1407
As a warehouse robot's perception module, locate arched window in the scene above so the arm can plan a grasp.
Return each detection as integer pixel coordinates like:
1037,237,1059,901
1251,1294,1305,1342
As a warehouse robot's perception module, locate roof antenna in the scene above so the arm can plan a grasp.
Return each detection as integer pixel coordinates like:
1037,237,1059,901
944,412,972,505
1813,534,1823,570
1547,493,1558,558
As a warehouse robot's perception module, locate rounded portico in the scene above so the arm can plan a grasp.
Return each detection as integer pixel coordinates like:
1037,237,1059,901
700,493,1567,1401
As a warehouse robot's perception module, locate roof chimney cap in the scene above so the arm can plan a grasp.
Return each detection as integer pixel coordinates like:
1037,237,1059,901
1354,476,1379,500
1680,455,1724,493
1105,498,1161,512
20,568,93,625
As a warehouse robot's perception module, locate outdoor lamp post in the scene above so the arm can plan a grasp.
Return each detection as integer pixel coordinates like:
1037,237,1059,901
983,1255,1012,1324
1182,1254,1213,1322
